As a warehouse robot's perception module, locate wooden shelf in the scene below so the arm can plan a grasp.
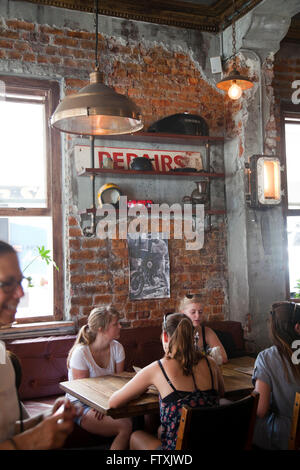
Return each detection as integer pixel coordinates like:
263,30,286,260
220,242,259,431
81,207,226,216
92,132,224,146
79,168,225,178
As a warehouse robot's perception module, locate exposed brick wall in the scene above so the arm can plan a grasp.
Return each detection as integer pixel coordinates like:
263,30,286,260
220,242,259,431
0,15,228,328
68,215,227,328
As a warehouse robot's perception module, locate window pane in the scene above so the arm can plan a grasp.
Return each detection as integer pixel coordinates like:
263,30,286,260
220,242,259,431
287,216,300,297
285,122,300,209
0,100,47,208
0,216,54,317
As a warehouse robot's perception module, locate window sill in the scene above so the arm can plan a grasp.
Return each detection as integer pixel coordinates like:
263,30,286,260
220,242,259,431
0,321,76,340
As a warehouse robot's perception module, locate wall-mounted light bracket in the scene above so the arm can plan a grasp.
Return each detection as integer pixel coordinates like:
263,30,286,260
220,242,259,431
246,155,284,209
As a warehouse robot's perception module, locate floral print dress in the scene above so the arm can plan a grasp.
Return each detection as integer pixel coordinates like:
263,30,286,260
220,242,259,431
158,357,219,450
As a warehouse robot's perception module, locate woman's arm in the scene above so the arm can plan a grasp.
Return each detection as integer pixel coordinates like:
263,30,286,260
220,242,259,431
206,356,225,397
71,367,90,379
254,379,271,418
205,327,228,363
109,363,155,408
115,359,125,374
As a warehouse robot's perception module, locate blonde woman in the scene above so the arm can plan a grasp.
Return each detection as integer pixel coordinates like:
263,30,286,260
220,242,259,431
67,306,132,450
109,313,224,450
179,294,228,364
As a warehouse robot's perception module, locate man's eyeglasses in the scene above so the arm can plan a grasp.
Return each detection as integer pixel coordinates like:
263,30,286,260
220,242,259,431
0,276,27,294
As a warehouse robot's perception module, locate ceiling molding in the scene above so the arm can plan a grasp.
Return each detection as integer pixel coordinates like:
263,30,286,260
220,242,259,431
17,0,264,32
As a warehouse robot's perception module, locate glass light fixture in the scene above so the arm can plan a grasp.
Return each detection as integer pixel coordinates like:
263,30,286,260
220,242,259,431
246,155,283,208
217,0,253,100
50,0,143,135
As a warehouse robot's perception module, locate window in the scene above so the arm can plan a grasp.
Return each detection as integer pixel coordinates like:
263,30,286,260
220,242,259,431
0,76,63,322
282,107,300,300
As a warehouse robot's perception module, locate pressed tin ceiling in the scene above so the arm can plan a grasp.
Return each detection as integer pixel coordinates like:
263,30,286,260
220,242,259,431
16,0,264,32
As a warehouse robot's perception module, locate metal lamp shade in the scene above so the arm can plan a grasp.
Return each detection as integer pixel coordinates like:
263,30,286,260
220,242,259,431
51,71,143,135
216,70,253,92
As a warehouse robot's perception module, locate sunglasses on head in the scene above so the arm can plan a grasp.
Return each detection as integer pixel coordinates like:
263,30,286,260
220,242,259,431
163,312,173,330
185,294,200,300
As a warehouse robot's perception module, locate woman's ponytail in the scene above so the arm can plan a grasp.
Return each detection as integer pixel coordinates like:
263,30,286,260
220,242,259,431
165,313,200,375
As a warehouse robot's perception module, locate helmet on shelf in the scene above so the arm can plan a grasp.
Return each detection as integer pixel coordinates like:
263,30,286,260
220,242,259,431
97,183,122,208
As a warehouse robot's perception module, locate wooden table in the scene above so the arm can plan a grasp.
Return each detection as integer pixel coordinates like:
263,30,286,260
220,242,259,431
222,356,255,400
60,356,255,419
60,372,156,419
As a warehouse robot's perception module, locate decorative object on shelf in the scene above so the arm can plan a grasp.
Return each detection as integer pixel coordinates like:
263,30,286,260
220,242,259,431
216,0,253,100
101,155,114,169
97,183,122,208
245,155,283,208
50,0,143,136
191,179,210,205
128,200,154,208
129,157,154,171
148,113,209,136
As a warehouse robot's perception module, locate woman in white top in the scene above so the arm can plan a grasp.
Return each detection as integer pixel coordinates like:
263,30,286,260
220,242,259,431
67,306,132,450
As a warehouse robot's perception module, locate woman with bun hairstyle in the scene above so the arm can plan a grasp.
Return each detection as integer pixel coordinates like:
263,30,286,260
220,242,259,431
252,301,300,450
179,294,228,364
109,313,224,450
67,306,132,450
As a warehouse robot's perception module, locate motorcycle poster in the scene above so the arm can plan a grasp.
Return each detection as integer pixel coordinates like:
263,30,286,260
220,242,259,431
127,233,170,300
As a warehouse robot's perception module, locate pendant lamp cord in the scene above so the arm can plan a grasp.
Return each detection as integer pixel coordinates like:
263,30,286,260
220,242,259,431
232,0,237,70
94,0,99,70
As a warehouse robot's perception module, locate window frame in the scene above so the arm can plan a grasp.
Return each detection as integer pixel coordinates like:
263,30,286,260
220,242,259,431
0,75,64,322
281,102,300,302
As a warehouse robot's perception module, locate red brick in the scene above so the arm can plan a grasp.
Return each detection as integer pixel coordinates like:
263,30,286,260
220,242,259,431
66,30,94,40
70,250,95,261
23,53,36,62
69,227,82,237
71,297,91,306
65,78,88,88
6,50,22,60
39,26,64,35
0,39,13,48
94,295,113,304
53,36,79,48
0,29,19,39
82,239,107,249
6,20,35,31
85,262,107,271
70,263,81,272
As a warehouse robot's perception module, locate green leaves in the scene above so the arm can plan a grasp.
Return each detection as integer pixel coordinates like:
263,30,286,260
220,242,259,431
294,279,300,298
23,246,59,288
37,246,59,271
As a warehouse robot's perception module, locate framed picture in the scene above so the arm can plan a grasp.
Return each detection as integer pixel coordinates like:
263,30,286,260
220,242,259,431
127,232,170,300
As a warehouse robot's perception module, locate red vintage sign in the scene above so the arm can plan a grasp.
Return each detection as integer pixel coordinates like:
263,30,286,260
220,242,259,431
74,145,203,172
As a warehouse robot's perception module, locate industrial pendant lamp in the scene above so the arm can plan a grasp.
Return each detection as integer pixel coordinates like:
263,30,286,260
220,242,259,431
50,0,143,135
216,0,253,100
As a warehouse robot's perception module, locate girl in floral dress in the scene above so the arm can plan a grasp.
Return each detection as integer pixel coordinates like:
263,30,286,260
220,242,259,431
109,313,224,450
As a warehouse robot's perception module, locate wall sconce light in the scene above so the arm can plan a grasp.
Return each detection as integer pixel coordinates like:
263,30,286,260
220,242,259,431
245,155,283,208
